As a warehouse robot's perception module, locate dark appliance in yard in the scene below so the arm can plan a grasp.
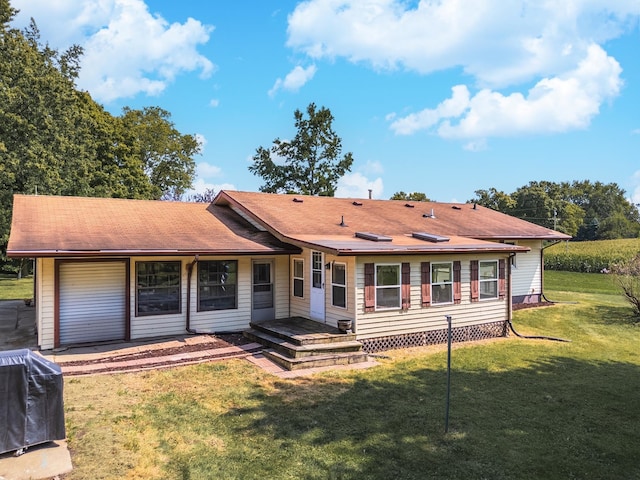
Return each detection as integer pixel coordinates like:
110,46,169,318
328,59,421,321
0,349,65,454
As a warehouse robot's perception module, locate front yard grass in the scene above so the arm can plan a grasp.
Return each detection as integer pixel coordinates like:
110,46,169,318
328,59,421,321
0,276,33,300
62,272,640,479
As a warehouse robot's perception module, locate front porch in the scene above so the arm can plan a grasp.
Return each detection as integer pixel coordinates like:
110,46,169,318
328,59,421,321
244,317,369,371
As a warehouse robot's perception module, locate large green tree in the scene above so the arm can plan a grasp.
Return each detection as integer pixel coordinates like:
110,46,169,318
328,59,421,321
249,103,353,196
0,2,199,269
390,191,432,202
469,180,639,240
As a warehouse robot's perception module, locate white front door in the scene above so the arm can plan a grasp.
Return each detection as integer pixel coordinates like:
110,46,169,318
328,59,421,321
310,251,325,321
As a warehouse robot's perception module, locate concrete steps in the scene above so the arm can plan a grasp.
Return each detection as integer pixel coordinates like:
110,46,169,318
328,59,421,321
244,318,368,371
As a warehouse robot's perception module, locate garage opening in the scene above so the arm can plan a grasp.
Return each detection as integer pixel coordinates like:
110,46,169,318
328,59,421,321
58,261,128,346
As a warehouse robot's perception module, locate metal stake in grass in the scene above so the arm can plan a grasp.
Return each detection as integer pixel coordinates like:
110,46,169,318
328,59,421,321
445,314,452,434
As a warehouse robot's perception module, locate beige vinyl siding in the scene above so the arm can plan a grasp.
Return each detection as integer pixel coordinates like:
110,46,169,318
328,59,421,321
511,240,542,298
354,254,509,340
274,255,290,319
325,255,356,327
37,258,55,350
189,256,251,333
290,253,309,319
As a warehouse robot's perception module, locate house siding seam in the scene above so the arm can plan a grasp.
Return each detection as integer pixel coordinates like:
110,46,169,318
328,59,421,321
289,253,308,319
38,258,55,350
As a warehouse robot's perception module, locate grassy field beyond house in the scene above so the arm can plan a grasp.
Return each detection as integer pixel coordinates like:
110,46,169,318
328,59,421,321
0,277,33,301
545,238,640,272
61,271,640,480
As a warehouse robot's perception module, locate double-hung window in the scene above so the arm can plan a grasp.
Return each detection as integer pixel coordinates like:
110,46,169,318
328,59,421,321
136,261,181,316
293,259,304,298
198,260,238,311
431,262,453,304
332,263,347,308
376,264,401,309
479,260,498,300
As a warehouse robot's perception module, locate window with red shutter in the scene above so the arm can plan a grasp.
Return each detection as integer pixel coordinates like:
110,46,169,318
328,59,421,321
364,263,375,312
499,259,506,299
470,260,479,302
453,261,461,304
401,262,410,310
421,262,431,307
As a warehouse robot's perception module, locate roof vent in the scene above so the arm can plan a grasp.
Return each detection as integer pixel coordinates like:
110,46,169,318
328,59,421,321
293,198,303,203
339,216,347,227
422,208,436,219
352,201,363,206
452,205,461,210
412,232,449,243
355,232,393,242
405,203,414,208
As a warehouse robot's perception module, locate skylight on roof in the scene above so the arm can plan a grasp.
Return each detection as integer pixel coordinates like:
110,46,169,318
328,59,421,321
355,232,393,242
412,232,449,243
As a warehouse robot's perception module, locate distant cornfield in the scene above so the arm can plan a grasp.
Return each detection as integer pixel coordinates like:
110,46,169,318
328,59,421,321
545,239,640,273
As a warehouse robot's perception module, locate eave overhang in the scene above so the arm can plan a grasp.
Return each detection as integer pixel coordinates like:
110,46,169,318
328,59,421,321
6,246,302,258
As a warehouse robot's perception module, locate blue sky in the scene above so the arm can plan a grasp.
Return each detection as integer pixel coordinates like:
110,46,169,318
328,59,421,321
11,1,640,204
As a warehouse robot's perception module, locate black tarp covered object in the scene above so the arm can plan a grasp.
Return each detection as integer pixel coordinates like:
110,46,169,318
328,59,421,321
0,349,65,454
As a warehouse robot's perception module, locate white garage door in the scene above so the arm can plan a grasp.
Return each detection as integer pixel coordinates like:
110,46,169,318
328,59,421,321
59,261,127,345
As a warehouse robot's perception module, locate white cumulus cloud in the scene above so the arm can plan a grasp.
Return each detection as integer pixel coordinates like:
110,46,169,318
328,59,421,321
269,65,317,97
335,172,384,199
287,0,638,143
391,44,622,139
12,0,214,103
196,162,222,179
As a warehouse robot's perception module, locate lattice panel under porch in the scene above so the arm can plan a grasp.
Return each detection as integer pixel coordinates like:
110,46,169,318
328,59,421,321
361,320,508,353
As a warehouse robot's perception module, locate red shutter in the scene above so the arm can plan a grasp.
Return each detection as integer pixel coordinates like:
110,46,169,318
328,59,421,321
453,261,462,304
499,259,506,300
421,262,431,307
470,260,479,302
401,262,411,310
364,263,375,312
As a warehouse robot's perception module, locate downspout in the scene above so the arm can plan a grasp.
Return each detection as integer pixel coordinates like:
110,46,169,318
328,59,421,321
507,250,571,343
507,253,514,323
186,255,199,334
540,240,564,303
288,254,292,319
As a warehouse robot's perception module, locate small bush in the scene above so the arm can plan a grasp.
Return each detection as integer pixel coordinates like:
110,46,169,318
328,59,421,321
610,254,640,319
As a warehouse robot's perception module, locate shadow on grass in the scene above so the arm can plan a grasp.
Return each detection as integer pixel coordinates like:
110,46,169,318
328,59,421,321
592,303,640,326
212,357,640,480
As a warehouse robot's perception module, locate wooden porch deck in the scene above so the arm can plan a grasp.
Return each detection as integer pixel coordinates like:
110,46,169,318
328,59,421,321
244,317,368,370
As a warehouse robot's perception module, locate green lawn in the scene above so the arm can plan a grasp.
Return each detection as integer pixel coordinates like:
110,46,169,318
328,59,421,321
62,271,640,480
544,269,619,295
0,277,33,300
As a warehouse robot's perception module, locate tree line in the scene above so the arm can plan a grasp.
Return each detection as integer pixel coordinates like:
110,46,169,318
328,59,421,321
0,1,199,271
470,181,640,240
